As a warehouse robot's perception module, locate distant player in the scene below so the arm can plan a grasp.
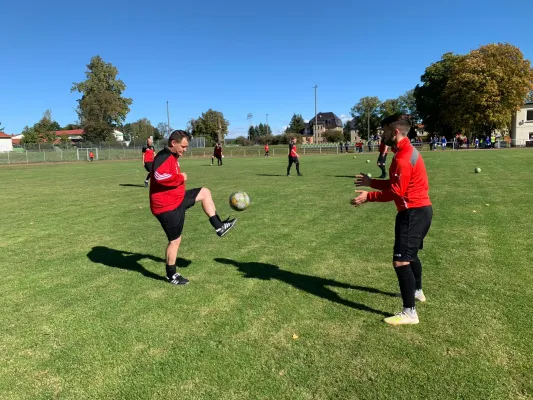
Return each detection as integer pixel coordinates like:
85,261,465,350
353,114,432,325
142,138,155,188
264,143,269,157
150,130,236,285
441,136,447,150
212,143,223,166
287,137,302,176
89,151,94,162
377,139,388,178
475,137,480,149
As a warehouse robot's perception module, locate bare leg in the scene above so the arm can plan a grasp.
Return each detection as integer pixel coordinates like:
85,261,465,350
195,187,216,217
166,236,182,266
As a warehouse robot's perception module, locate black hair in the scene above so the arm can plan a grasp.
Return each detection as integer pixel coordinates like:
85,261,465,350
380,114,412,130
168,130,190,145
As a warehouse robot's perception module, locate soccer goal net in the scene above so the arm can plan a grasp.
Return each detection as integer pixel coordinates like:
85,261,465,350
77,148,99,161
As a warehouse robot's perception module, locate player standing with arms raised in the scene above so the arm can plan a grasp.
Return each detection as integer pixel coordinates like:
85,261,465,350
352,114,432,325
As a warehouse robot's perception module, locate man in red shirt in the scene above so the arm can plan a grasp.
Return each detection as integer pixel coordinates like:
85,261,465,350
142,137,155,187
377,138,388,178
352,114,432,325
151,130,237,285
286,137,302,176
264,143,269,157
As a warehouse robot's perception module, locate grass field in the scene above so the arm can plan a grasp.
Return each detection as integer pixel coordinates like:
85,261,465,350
1,149,532,399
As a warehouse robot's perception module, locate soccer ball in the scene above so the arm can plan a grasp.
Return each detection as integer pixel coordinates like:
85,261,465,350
367,173,372,178
229,192,250,211
475,167,481,173
353,156,356,159
366,160,370,163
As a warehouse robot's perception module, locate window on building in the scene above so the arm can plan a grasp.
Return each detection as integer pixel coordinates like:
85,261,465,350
526,110,533,121
529,133,533,140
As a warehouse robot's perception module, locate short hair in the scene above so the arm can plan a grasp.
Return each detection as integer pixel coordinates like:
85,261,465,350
168,130,190,145
380,114,412,132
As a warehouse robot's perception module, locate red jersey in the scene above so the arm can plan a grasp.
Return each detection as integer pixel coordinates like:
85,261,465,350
367,137,431,212
142,145,155,162
289,143,298,157
214,146,222,157
264,144,269,151
149,147,186,215
379,141,388,154
89,152,94,158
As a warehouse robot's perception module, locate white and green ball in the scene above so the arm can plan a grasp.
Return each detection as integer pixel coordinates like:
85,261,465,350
366,160,370,163
229,191,250,211
367,173,372,178
475,167,481,173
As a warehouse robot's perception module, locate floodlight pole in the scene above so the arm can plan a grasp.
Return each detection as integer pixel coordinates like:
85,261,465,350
313,85,318,142
166,100,171,137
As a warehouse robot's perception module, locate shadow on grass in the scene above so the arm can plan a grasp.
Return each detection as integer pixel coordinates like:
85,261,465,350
87,246,191,282
256,174,288,177
215,258,393,316
331,175,356,178
119,183,146,188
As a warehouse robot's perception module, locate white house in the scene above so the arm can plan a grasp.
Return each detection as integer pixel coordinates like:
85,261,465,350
0,133,14,152
511,102,533,146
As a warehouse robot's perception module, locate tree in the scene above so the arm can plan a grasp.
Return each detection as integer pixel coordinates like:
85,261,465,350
414,52,464,137
350,96,382,140
285,113,306,134
0,121,4,132
527,90,533,102
247,126,256,140
190,109,229,143
20,126,39,144
62,123,82,130
323,129,343,143
33,109,61,143
156,122,172,138
71,55,132,143
126,118,156,142
379,99,403,120
398,89,419,122
443,43,533,136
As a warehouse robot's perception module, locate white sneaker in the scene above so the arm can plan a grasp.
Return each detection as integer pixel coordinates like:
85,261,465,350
384,309,419,326
396,290,427,302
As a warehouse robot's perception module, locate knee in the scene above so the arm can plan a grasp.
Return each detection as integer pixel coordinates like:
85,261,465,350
199,187,211,199
168,237,181,247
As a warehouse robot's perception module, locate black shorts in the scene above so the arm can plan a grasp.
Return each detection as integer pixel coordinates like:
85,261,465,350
155,188,202,241
393,206,433,262
144,162,153,173
377,154,387,164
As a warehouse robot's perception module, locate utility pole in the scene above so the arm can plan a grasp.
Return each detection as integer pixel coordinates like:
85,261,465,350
313,85,318,143
247,113,253,139
266,114,269,135
166,101,171,137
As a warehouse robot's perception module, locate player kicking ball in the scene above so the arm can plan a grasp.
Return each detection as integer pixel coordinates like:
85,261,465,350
352,114,432,325
150,130,237,285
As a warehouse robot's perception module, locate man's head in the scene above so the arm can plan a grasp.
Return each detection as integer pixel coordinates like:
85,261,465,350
380,114,411,146
147,137,153,146
291,137,297,144
167,130,190,157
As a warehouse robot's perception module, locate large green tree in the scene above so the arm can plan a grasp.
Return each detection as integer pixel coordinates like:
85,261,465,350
414,52,464,137
285,113,306,134
124,118,156,142
20,126,39,144
190,109,229,143
71,56,132,143
379,99,403,120
350,96,382,140
398,89,419,122
443,43,533,136
33,110,61,142
156,122,172,138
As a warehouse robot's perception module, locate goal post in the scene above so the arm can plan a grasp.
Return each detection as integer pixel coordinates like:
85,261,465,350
77,148,99,161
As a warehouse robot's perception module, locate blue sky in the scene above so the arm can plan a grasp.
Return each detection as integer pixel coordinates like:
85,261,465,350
1,0,532,137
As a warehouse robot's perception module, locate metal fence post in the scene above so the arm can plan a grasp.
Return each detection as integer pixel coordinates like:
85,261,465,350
7,151,10,164
44,151,46,161
26,150,28,163
60,150,63,161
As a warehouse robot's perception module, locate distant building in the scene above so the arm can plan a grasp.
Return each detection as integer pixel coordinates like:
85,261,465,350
511,102,533,146
0,132,14,152
305,112,343,143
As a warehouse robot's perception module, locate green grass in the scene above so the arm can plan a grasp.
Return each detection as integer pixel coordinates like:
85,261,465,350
1,149,532,399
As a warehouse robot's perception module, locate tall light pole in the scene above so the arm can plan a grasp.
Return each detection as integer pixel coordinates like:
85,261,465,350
313,85,318,143
266,114,269,135
166,100,171,137
247,113,253,139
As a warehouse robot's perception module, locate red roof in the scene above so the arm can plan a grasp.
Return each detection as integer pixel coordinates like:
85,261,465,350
0,132,12,138
55,129,84,136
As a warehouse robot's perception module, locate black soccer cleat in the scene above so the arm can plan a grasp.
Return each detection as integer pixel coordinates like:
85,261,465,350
167,273,189,285
216,218,237,237
144,181,149,188
298,173,303,176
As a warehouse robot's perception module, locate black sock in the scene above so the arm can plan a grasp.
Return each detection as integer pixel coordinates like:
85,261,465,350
166,264,177,278
380,166,386,175
296,163,300,174
394,264,415,309
209,214,223,230
410,257,422,290
145,173,150,182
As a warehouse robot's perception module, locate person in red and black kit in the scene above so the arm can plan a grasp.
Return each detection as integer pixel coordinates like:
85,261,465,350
287,137,302,176
377,139,388,178
211,143,223,166
352,114,432,325
142,137,155,188
151,130,237,285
